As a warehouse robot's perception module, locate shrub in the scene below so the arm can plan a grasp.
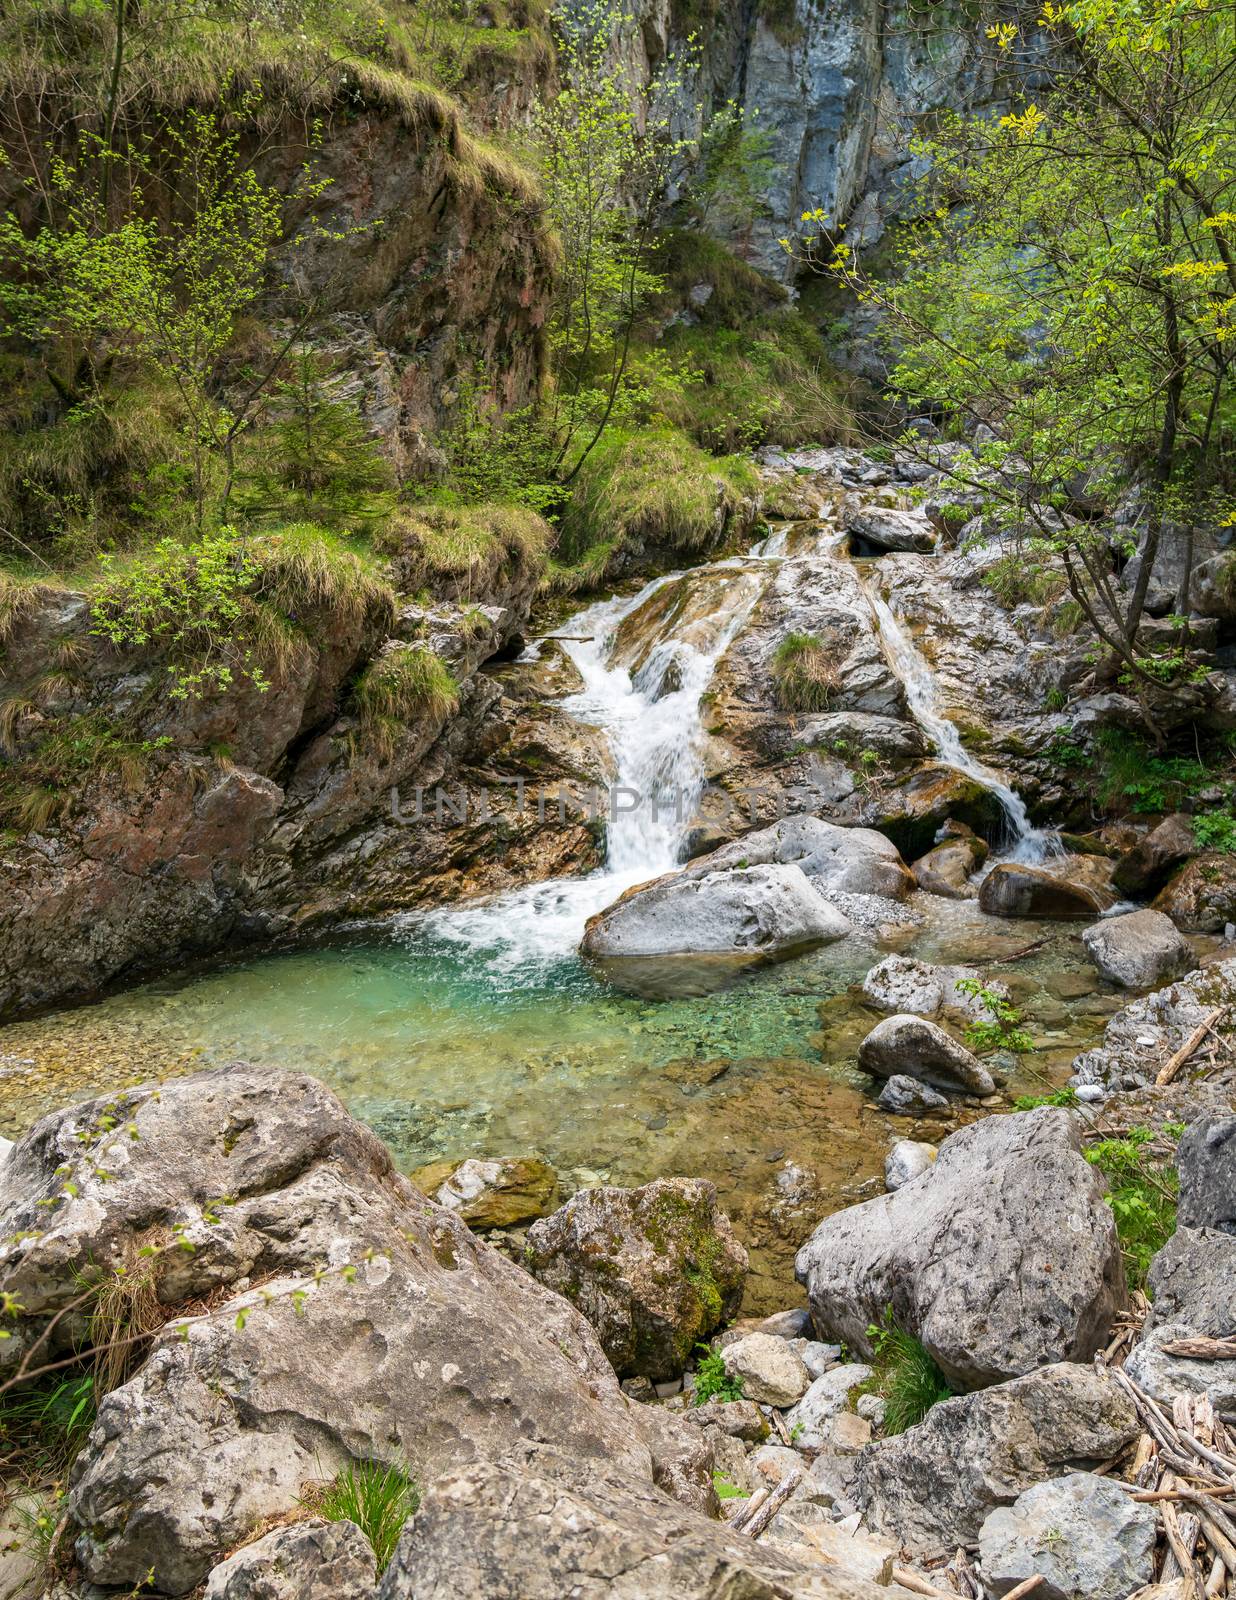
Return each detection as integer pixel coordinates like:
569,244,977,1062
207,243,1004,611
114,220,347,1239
1012,1085,1079,1110
352,644,458,758
1085,1126,1179,1291
313,1460,419,1570
691,1343,744,1405
1192,810,1236,853
771,632,839,712
982,553,1067,610
861,1308,953,1435
955,978,1034,1054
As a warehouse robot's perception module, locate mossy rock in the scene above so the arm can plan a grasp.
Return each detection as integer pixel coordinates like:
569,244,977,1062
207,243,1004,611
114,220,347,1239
410,1155,558,1229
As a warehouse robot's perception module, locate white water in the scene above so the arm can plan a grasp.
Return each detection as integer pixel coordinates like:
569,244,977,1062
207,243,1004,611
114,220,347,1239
418,566,765,972
860,579,1058,862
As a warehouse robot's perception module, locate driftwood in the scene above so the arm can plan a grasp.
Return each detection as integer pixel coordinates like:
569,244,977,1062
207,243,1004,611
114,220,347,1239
739,1469,802,1540
1161,1338,1236,1362
1156,1008,1227,1086
1000,1577,1046,1600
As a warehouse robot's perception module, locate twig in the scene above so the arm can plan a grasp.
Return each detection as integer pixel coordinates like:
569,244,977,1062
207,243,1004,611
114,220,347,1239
1157,1009,1226,1085
741,1470,802,1540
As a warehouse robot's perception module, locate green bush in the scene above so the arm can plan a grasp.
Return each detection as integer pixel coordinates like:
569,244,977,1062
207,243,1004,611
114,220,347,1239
313,1459,419,1571
691,1344,744,1405
955,978,1034,1054
1192,809,1236,853
1085,1126,1179,1291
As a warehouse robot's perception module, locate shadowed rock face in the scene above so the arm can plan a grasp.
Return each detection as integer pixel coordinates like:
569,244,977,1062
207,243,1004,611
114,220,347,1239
979,860,1116,919
795,1108,1126,1390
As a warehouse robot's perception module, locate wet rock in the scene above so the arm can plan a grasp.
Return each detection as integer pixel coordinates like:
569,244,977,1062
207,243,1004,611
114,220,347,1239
720,1332,811,1407
785,1364,873,1449
1145,1227,1236,1334
796,1109,1125,1390
858,1015,995,1097
1154,854,1236,932
843,503,936,555
376,1450,864,1600
524,1177,747,1381
977,1473,1157,1600
1112,814,1199,897
1177,1116,1236,1232
1125,1322,1236,1420
581,863,853,959
412,1155,558,1229
0,1067,706,1593
1081,909,1194,990
701,814,915,902
877,1075,949,1115
980,860,1116,919
872,766,1007,859
855,1365,1139,1550
202,1520,376,1600
861,955,1010,1023
884,1139,935,1192
912,835,987,899
1071,957,1236,1089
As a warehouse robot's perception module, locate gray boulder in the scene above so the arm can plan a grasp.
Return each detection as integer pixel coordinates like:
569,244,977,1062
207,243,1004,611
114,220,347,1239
885,1140,935,1192
877,1076,948,1115
1146,1226,1236,1334
702,815,915,902
1178,1115,1236,1233
977,1473,1157,1600
581,863,852,959
861,955,1009,1022
1082,909,1194,990
843,503,935,554
858,1014,995,1097
1071,956,1236,1090
524,1178,748,1381
0,1067,710,1594
795,1109,1126,1390
1112,814,1199,897
785,1364,873,1449
377,1449,877,1599
721,1332,811,1407
979,862,1115,919
855,1365,1140,1551
1125,1322,1236,1420
202,1520,376,1600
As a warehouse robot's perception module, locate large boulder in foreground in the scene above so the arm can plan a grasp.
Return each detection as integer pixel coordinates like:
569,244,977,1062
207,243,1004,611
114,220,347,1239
980,860,1116,919
1178,1115,1236,1232
1071,956,1236,1089
0,1068,706,1594
795,1108,1125,1390
524,1178,747,1381
1081,908,1194,990
977,1472,1157,1600
581,863,852,959
1154,853,1236,932
855,1364,1139,1551
378,1447,881,1600
857,1014,995,1097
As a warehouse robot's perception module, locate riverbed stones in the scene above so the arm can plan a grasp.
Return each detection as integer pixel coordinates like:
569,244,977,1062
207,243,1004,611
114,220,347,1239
581,863,853,959
0,1067,713,1593
979,861,1116,919
977,1473,1157,1600
701,814,916,903
884,1139,936,1191
860,955,1010,1023
795,1108,1126,1390
1071,956,1236,1089
1112,814,1199,897
412,1155,558,1228
877,1075,948,1115
720,1332,811,1406
911,835,987,898
784,1364,873,1449
524,1177,747,1381
857,1015,995,1097
1178,1116,1236,1232
202,1520,376,1600
855,1365,1140,1550
1154,854,1236,932
1081,909,1194,990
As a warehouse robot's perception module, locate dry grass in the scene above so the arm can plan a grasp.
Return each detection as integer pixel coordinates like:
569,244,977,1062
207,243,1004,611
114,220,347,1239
249,523,395,632
772,632,841,712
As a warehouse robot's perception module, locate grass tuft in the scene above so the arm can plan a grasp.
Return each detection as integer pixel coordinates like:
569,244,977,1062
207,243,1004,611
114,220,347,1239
772,632,839,712
378,503,553,600
352,644,458,759
312,1459,419,1570
861,1308,954,1435
249,523,395,632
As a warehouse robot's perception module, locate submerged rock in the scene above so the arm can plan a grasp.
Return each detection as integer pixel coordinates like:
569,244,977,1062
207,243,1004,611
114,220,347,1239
1154,854,1236,932
855,1365,1139,1550
412,1155,558,1229
1071,956,1236,1089
524,1178,747,1381
857,1014,995,1097
795,1108,1125,1390
581,863,852,959
980,860,1116,919
1081,909,1194,990
877,1075,949,1115
977,1473,1157,1600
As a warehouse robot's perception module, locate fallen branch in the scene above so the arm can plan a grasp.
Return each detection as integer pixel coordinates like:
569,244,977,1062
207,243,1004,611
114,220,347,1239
1000,1577,1046,1600
1162,1339,1236,1362
741,1469,802,1540
1157,1009,1227,1086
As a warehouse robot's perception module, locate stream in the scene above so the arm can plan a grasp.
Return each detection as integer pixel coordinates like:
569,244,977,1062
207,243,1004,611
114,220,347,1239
0,480,1135,1309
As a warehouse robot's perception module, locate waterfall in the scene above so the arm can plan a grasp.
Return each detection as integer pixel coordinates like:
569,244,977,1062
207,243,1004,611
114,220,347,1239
861,580,1058,862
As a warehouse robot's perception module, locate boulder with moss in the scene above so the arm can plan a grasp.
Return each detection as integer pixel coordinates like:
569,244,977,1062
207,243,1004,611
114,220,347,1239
410,1155,558,1229
524,1178,748,1381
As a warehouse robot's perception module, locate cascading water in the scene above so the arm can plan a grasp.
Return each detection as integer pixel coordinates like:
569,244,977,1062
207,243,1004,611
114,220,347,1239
860,579,1059,862
418,565,765,971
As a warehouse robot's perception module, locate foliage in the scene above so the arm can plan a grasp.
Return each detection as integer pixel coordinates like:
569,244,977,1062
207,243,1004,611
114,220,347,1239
1093,728,1207,813
685,99,776,235
789,0,1236,732
1085,1126,1178,1290
1192,809,1236,853
433,377,562,515
691,1343,744,1405
0,1372,95,1479
0,713,171,832
982,553,1068,611
771,632,839,713
861,1308,954,1435
955,977,1034,1054
351,645,458,758
312,1459,419,1569
712,1469,748,1500
248,523,394,631
1012,1085,1080,1110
